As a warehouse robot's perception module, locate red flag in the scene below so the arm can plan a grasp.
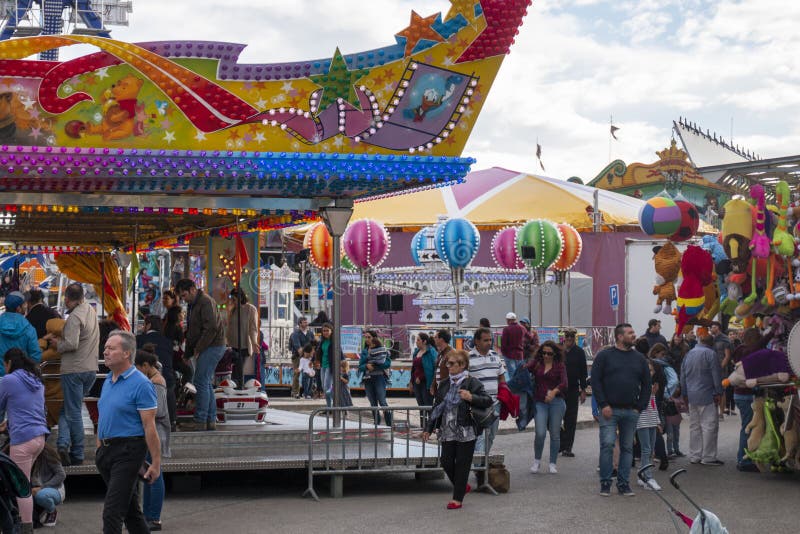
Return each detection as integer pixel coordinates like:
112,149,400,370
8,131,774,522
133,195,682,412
234,234,250,283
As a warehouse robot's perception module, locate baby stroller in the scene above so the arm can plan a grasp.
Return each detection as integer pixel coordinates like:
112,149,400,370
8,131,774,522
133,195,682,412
638,465,728,533
0,451,32,534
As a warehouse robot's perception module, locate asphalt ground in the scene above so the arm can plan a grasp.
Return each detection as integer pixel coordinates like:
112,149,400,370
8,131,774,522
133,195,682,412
57,413,799,533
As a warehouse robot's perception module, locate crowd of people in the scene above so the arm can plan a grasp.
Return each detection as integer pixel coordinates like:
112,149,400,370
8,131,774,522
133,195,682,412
0,276,780,525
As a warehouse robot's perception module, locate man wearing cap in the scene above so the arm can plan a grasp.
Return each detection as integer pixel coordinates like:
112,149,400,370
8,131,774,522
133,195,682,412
560,329,587,457
501,312,527,379
46,283,99,466
0,291,41,372
645,319,668,349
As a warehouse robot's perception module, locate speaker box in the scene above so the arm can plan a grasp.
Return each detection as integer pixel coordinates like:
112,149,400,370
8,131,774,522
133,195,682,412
377,294,404,312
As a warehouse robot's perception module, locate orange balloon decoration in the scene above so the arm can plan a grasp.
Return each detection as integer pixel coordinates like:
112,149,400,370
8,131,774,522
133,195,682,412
552,223,583,271
303,222,333,270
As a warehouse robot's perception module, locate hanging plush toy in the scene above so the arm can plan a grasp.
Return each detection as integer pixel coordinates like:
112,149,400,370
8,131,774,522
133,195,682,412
702,234,728,301
781,395,800,468
744,184,770,307
721,348,793,388
746,397,783,468
746,397,766,452
675,245,713,334
722,198,753,274
652,243,682,314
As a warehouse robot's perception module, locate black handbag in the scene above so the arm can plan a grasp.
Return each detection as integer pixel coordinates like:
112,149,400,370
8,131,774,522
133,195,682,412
470,400,499,431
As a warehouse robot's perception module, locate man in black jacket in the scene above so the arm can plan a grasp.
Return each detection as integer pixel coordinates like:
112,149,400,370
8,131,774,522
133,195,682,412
25,289,60,339
176,278,226,431
592,323,651,497
559,329,587,457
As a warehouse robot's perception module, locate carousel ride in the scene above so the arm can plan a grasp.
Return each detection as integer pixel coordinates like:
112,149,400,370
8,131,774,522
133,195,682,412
302,214,584,328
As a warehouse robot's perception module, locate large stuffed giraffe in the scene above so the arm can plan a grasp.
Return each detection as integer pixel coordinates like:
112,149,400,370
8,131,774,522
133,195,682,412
774,181,800,308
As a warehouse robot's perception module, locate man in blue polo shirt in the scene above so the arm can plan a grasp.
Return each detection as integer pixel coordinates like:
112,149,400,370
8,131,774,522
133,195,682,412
95,330,161,534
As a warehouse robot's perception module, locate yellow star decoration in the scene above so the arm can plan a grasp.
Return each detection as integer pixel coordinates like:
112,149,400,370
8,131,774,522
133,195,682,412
396,11,445,57
446,0,477,22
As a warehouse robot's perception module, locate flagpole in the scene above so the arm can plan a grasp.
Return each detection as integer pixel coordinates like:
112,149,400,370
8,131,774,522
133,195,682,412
608,114,612,163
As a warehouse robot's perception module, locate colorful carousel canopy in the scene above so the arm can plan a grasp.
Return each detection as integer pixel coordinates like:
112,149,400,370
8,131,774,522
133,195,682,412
347,167,717,231
0,1,534,250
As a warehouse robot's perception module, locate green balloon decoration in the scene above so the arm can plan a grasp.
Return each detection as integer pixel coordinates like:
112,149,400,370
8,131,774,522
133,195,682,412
516,219,563,270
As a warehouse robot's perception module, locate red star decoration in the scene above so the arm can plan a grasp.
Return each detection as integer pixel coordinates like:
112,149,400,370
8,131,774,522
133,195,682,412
396,11,445,57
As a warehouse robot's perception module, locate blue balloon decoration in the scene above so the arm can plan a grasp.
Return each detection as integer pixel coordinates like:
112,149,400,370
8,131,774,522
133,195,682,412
434,218,480,270
410,228,427,266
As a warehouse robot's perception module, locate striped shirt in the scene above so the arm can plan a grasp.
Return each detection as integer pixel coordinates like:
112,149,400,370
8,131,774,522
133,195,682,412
636,394,661,429
468,348,506,400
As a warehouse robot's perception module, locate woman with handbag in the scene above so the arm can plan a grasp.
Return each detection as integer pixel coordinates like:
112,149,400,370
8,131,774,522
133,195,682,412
525,341,568,474
422,350,492,510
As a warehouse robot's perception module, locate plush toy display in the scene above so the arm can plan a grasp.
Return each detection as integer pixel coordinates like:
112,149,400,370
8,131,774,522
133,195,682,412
675,245,713,334
652,242,682,314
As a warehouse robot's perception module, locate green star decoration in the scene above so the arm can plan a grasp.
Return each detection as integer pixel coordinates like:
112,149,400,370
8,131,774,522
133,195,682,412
308,48,370,113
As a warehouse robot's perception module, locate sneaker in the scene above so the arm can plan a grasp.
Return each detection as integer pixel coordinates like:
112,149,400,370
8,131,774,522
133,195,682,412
701,459,724,466
618,484,635,497
600,482,611,497
646,479,662,491
636,478,647,488
147,520,162,531
206,421,217,431
529,460,540,474
549,463,558,474
689,459,701,464
57,448,70,467
562,450,575,457
42,510,58,527
674,451,686,457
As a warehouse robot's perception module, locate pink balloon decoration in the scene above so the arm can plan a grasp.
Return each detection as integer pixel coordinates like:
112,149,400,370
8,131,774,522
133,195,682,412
491,227,523,270
342,219,390,270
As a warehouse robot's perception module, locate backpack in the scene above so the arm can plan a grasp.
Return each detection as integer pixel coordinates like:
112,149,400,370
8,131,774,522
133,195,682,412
663,365,678,397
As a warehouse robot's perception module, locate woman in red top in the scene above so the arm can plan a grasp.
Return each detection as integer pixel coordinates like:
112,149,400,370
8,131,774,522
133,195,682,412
526,340,568,474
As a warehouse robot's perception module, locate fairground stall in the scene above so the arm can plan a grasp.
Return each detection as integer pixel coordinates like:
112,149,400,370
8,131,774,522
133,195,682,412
0,0,534,480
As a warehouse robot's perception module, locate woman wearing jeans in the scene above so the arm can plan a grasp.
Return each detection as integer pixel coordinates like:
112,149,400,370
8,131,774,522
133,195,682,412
526,341,568,474
0,348,49,533
410,333,437,425
358,330,392,426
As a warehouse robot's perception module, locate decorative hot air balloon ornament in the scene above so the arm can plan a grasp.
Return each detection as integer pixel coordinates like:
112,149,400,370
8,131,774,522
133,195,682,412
434,217,480,329
303,222,333,270
516,219,563,285
342,218,391,282
492,227,524,271
552,223,583,285
552,223,583,326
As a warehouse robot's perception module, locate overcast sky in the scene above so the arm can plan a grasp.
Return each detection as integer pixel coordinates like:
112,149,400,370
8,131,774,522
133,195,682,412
80,0,799,181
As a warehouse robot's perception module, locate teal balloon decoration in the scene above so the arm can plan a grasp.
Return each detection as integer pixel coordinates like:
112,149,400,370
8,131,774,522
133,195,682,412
516,219,563,270
434,218,480,270
410,227,427,266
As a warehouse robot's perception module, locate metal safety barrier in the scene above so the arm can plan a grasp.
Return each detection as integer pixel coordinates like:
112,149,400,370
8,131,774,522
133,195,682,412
302,405,499,500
